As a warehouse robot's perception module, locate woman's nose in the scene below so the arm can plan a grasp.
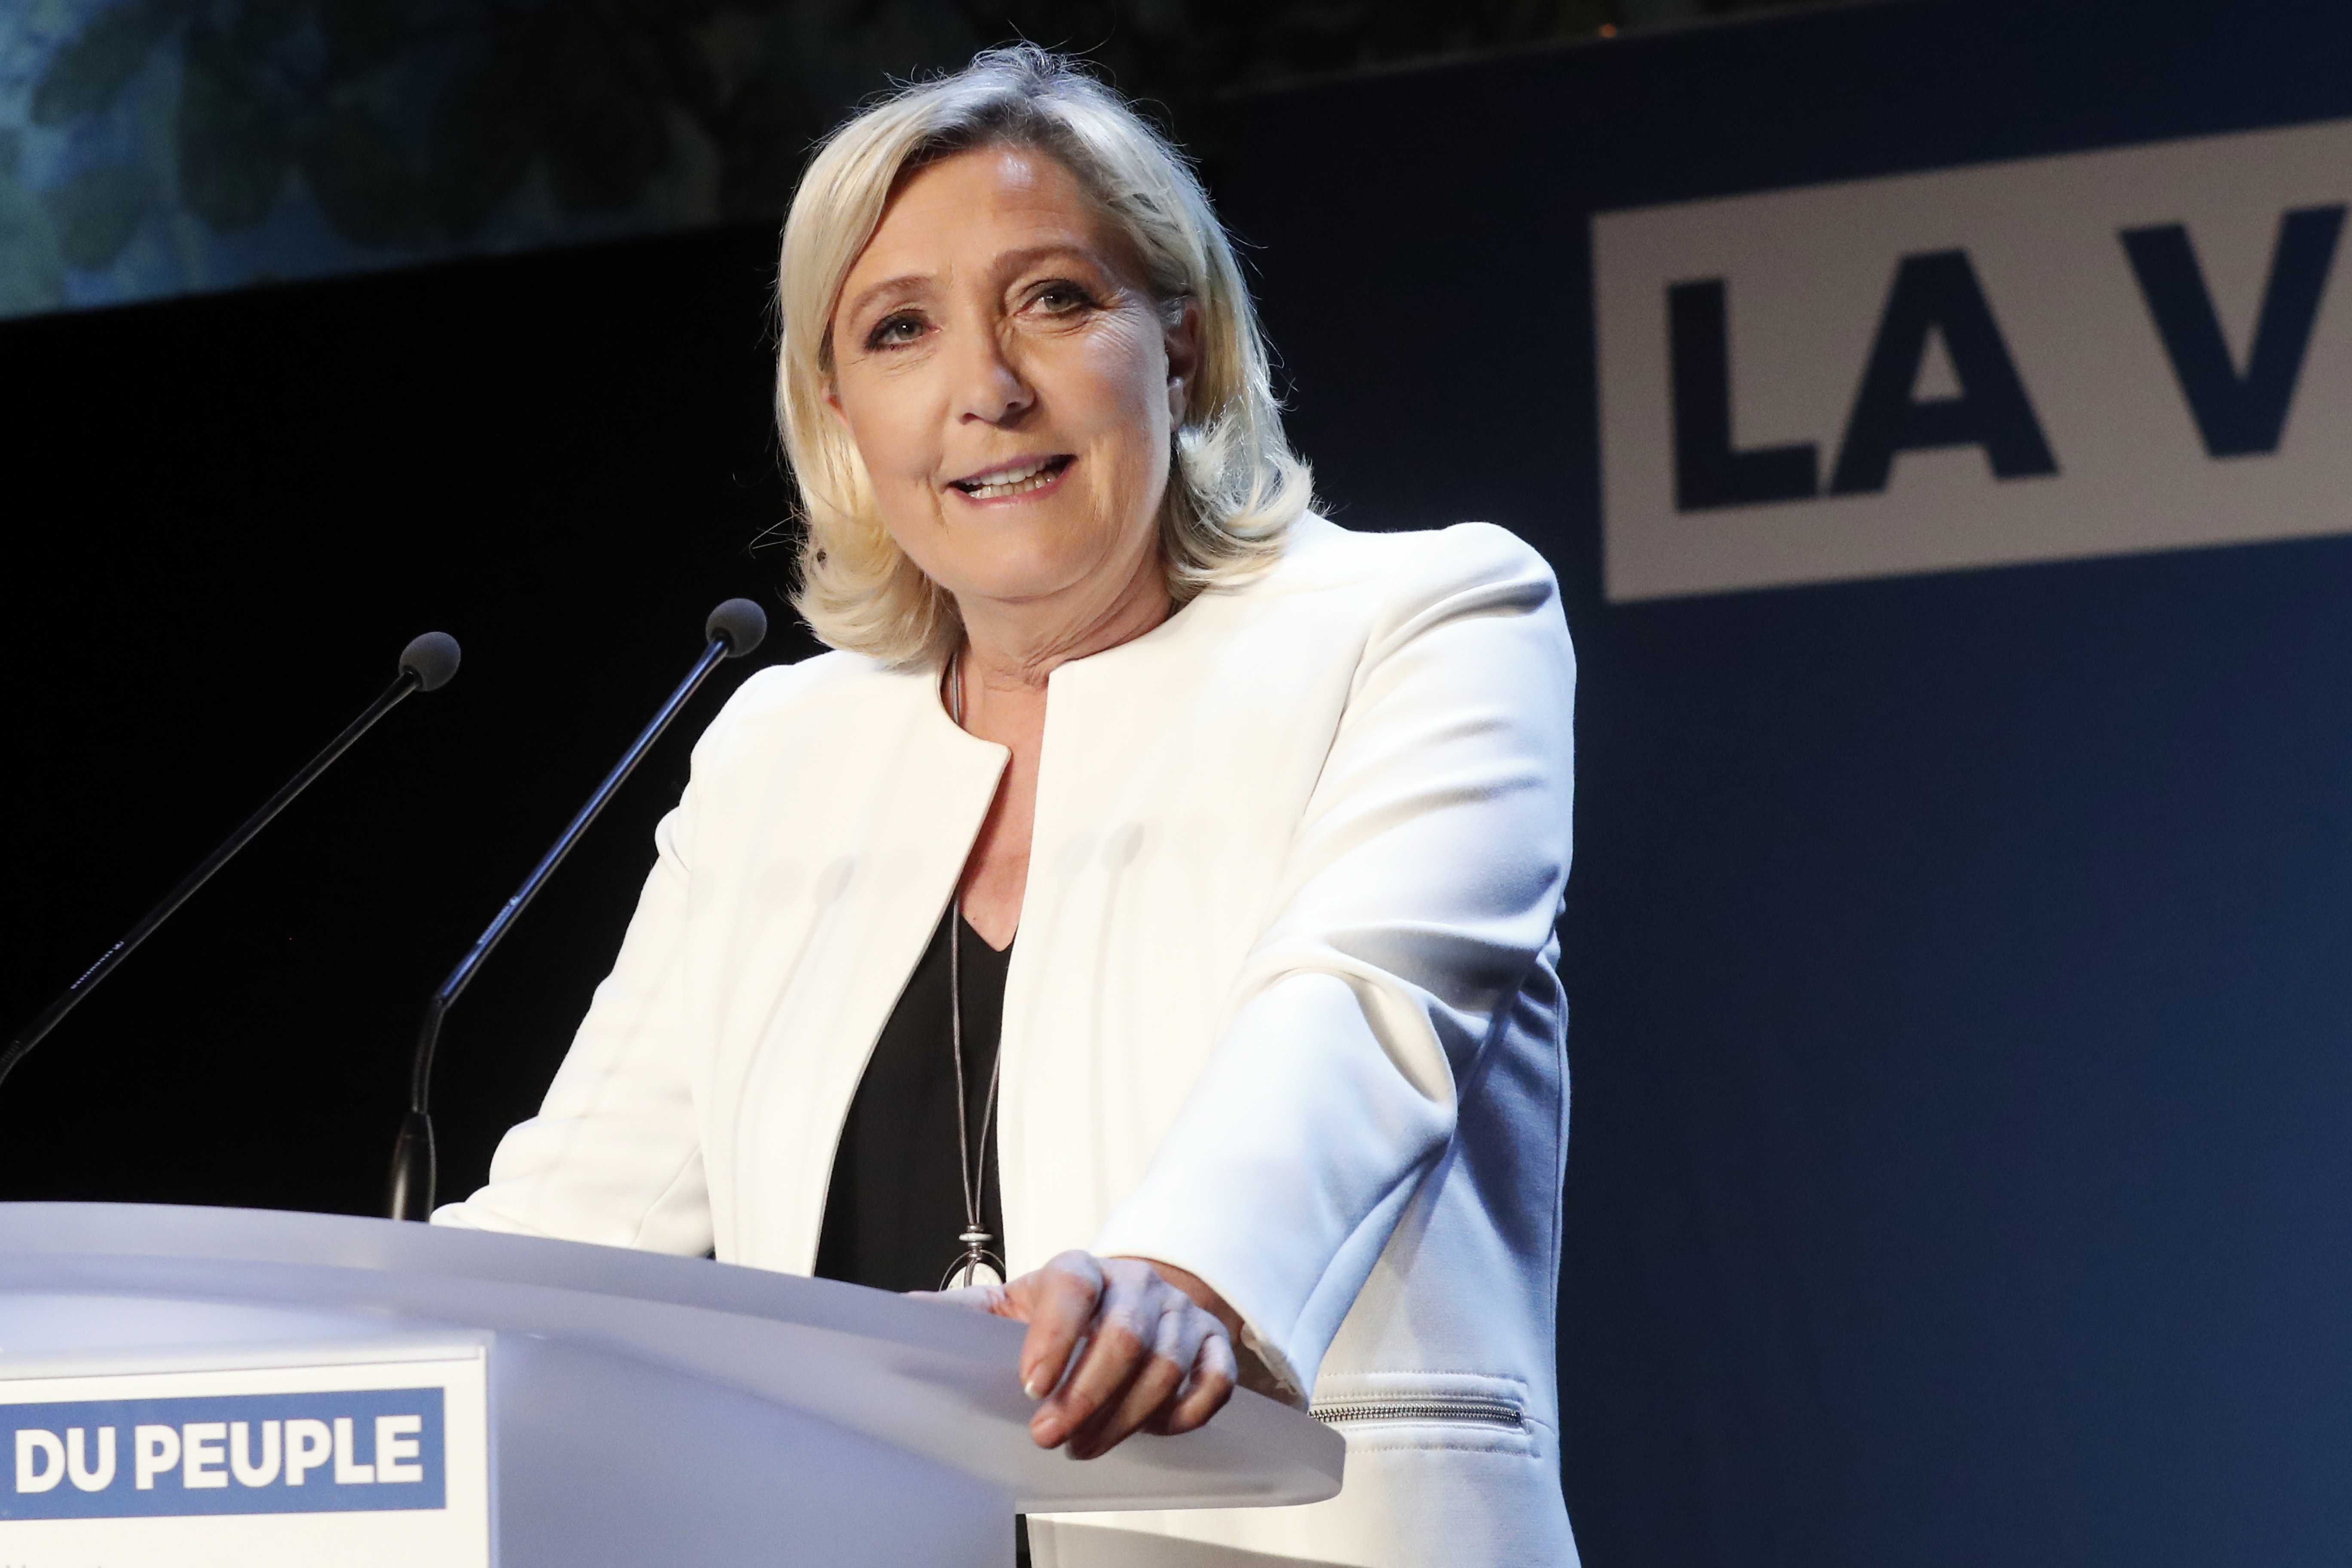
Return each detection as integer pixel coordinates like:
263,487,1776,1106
953,329,1035,426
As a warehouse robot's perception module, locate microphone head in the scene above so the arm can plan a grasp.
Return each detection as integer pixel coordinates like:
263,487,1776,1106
705,598,768,659
400,631,462,692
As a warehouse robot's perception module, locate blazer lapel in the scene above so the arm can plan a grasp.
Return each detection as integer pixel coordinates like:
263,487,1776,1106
701,664,1008,1270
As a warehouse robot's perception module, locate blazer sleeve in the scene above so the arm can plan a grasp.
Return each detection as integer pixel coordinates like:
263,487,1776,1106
429,773,714,1256
1087,522,1576,1396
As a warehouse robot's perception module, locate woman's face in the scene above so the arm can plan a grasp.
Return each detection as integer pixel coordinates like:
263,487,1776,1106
826,145,1195,626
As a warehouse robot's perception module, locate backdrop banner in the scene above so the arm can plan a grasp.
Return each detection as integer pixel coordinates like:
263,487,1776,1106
1597,117,2350,601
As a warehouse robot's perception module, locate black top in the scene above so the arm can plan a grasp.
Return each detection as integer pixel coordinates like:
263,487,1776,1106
813,907,1012,1294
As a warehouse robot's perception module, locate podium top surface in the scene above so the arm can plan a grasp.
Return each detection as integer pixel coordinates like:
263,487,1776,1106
0,1202,1342,1513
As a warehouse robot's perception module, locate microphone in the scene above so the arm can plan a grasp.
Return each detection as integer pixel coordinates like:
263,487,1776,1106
0,631,463,1097
387,599,767,1220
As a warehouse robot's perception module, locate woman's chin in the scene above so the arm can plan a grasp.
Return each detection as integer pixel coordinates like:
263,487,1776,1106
949,562,1110,612
931,518,1151,613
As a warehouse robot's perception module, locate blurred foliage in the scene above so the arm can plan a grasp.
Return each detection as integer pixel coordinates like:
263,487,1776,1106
9,0,1823,297
974,0,1609,124
46,162,150,266
31,0,850,256
0,130,70,313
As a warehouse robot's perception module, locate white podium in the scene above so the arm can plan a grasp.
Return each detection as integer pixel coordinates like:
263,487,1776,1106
0,1203,1341,1567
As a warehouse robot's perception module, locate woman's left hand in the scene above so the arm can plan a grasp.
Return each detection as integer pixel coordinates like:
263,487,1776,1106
928,1250,1239,1458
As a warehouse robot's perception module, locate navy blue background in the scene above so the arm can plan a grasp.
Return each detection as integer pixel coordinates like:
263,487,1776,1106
1222,3,2352,1565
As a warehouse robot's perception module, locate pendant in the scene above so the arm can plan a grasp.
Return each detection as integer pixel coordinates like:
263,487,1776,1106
942,1227,1007,1291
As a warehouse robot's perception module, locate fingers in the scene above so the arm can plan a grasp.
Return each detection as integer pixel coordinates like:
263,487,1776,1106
1029,1257,1151,1449
931,1251,1238,1457
1061,1294,1200,1459
1023,1256,1237,1459
1156,1328,1237,1436
1015,1250,1104,1400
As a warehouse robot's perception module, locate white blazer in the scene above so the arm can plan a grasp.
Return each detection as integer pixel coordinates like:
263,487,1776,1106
436,516,1579,1568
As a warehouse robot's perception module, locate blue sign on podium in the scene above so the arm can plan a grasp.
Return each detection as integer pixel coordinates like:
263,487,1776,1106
0,1342,488,1568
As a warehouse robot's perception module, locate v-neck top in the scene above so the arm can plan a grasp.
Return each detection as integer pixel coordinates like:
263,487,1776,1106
813,907,1013,1293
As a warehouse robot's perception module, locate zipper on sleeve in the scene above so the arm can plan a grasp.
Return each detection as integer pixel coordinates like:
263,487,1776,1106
1311,1394,1524,1431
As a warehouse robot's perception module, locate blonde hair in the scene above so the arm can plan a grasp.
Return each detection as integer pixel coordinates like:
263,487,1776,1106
774,46,1314,666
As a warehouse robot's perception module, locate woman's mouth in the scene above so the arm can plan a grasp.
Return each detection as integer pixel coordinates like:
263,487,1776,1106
950,454,1074,500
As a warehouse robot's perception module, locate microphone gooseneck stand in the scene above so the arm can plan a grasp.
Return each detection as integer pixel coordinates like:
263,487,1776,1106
0,631,462,1099
388,599,767,1221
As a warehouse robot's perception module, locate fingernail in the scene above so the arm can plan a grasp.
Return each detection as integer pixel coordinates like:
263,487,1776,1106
1023,1372,1047,1400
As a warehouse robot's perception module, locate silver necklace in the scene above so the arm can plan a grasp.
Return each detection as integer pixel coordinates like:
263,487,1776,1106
943,647,1007,1292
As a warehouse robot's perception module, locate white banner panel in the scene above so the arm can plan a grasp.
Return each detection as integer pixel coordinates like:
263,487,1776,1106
0,1344,489,1568
1596,118,2352,601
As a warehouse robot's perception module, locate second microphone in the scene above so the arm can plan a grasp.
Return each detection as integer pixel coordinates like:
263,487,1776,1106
386,598,766,1221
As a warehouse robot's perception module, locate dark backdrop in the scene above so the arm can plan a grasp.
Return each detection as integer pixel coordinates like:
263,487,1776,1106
1218,1,2352,1566
0,225,820,1216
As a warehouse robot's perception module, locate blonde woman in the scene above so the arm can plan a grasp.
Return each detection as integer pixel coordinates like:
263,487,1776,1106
435,46,1579,1568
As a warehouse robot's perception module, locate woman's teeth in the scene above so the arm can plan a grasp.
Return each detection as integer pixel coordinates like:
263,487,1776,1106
958,457,1064,498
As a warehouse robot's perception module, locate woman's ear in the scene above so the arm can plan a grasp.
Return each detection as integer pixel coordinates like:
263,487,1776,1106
1164,298,1202,423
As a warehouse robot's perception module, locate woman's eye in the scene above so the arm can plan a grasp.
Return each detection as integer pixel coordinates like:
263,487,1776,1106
866,313,925,349
1032,282,1095,315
